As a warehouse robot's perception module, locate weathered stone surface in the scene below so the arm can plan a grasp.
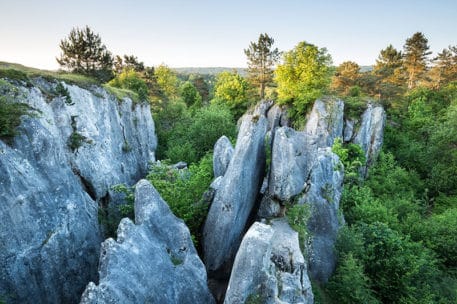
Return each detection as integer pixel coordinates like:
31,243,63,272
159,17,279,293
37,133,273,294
304,98,344,148
343,118,356,142
299,147,344,283
80,180,214,304
268,127,318,202
213,136,234,177
203,114,268,275
224,220,313,304
0,79,157,303
266,104,289,131
353,103,386,176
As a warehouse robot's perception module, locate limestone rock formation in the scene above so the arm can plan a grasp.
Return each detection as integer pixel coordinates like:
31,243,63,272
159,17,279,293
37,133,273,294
224,220,313,304
203,113,268,275
0,79,156,303
268,127,318,202
80,180,215,304
299,148,344,283
213,135,234,177
353,103,386,176
304,98,344,147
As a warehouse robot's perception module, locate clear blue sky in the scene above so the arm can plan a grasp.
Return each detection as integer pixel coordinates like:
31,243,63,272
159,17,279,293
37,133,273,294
1,0,456,69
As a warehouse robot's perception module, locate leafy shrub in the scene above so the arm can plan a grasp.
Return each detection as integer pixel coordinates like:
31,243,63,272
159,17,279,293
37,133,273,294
332,137,366,183
286,204,310,251
147,154,213,243
158,103,236,164
108,68,149,101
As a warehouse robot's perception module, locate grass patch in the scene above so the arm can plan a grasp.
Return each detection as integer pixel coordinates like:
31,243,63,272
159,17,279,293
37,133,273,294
0,61,98,89
102,84,140,103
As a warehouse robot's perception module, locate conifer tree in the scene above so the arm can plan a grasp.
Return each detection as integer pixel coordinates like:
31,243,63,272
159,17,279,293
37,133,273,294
244,33,280,99
429,46,457,88
403,32,431,89
57,26,113,81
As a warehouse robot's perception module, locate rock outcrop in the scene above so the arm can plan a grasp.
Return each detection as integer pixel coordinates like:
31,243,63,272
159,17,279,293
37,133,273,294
0,78,156,303
299,148,344,283
304,98,344,147
213,136,234,178
353,103,386,176
258,99,346,283
224,220,313,304
203,113,268,275
80,180,215,304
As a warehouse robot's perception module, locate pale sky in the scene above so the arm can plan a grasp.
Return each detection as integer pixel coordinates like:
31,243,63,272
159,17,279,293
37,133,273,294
1,0,456,70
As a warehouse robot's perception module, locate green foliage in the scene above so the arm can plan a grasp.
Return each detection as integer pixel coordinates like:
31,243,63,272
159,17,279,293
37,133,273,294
0,68,29,83
55,82,73,105
56,26,113,82
212,71,250,119
275,41,332,117
331,138,366,183
0,95,32,143
146,154,213,243
68,131,87,151
111,184,135,219
155,64,180,100
286,204,310,251
245,293,263,304
332,223,454,303
157,102,236,164
410,208,457,268
180,81,202,108
326,253,380,304
108,68,149,101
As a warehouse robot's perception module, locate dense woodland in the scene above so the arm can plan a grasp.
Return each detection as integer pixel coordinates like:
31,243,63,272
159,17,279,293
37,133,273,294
1,26,457,303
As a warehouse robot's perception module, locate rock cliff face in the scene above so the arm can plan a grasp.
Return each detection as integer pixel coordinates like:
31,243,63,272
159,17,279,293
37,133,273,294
0,78,156,303
80,180,215,304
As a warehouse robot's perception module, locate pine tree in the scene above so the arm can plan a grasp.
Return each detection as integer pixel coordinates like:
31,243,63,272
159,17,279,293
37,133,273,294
331,61,361,95
244,33,280,99
56,26,113,82
374,45,405,101
429,46,457,88
403,32,431,89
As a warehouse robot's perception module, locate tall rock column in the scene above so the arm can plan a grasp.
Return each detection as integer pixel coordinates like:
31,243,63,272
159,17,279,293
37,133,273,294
203,112,268,276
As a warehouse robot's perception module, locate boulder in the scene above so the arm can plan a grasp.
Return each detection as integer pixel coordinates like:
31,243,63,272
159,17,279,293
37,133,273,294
203,114,268,275
299,148,344,283
213,136,234,177
304,98,344,148
80,180,215,304
0,79,156,303
224,220,313,304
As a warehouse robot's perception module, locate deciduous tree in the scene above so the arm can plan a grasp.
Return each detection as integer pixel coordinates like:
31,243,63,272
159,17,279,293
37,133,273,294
275,41,332,115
